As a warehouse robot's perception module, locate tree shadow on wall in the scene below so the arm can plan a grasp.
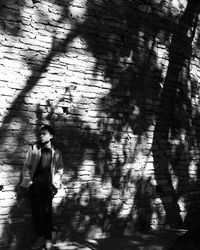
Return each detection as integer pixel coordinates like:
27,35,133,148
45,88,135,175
81,0,200,230
11,102,165,249
51,170,177,250
0,185,35,250
152,0,200,229
1,0,200,249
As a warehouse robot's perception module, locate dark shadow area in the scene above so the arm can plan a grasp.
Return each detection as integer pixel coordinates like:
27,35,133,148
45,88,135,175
152,0,200,228
51,229,185,250
169,225,200,250
0,186,34,250
0,0,25,36
1,0,200,249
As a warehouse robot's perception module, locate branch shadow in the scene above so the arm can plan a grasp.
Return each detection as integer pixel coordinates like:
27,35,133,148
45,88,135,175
152,0,200,228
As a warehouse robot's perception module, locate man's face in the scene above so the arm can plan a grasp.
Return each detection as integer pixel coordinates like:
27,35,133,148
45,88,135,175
39,129,53,144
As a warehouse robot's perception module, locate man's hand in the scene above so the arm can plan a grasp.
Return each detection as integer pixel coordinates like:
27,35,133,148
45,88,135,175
52,180,60,189
52,174,61,189
20,180,33,189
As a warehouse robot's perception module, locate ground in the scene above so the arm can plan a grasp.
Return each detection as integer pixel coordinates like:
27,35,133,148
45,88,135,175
51,229,186,250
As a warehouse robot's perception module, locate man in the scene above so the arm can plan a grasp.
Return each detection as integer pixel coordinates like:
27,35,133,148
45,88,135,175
20,125,63,249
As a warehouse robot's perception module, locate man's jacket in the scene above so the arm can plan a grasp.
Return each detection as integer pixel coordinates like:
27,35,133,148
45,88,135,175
20,144,64,189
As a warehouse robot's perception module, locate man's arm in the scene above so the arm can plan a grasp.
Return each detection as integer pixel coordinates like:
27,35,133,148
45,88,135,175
20,145,33,188
52,151,64,188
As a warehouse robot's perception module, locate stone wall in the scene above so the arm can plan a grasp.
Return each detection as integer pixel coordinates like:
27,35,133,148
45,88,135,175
1,0,200,248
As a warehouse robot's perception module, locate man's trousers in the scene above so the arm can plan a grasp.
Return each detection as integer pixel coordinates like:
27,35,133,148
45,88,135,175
29,182,54,240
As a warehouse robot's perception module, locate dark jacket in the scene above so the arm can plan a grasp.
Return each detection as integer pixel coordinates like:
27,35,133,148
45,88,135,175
20,144,63,188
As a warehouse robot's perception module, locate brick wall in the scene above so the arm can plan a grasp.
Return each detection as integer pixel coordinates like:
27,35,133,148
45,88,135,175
1,0,200,248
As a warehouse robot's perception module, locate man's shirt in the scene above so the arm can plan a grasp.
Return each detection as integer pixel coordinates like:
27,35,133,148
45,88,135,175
33,147,52,184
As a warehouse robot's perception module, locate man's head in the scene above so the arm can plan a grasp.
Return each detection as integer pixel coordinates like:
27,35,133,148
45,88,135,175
39,125,54,145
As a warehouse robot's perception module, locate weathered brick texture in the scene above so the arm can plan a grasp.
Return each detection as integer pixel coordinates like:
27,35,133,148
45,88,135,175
1,0,200,249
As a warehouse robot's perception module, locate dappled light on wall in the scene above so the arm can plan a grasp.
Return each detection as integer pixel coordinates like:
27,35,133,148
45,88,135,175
1,0,200,249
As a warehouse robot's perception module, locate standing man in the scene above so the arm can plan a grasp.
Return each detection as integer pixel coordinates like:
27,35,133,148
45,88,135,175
20,125,63,250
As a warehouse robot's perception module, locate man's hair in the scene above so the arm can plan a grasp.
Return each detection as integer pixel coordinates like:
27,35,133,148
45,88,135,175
39,124,54,136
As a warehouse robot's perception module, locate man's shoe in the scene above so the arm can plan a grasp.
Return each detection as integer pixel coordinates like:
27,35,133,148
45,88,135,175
31,237,45,249
45,239,52,250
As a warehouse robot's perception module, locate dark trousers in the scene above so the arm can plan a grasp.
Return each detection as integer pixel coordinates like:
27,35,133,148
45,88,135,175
29,182,53,239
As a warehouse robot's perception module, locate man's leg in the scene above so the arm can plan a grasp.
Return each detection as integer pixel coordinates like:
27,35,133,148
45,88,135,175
42,185,53,242
29,183,45,249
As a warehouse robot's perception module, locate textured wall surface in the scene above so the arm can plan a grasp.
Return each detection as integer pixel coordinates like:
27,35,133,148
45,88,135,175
1,0,200,249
